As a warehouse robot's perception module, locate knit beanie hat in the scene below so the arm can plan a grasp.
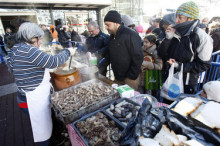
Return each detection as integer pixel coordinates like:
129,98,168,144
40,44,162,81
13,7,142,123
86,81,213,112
176,1,199,19
203,81,220,102
121,15,134,27
104,10,121,24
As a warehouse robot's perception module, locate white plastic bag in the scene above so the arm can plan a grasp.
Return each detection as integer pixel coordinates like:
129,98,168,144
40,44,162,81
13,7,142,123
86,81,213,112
160,64,184,100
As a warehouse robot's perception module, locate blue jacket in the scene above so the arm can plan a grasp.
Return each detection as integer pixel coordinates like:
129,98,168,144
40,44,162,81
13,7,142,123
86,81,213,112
86,31,109,55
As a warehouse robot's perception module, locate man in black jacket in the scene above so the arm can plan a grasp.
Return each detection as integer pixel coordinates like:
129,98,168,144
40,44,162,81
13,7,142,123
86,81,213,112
157,1,213,94
69,26,81,42
86,21,109,57
55,20,71,48
86,21,109,75
100,10,143,90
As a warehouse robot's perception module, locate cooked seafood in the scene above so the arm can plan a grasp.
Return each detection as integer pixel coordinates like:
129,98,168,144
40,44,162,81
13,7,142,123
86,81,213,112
106,100,140,126
51,82,115,115
76,112,121,146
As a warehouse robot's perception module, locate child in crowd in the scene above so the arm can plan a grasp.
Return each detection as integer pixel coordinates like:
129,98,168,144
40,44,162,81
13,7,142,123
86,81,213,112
139,34,163,98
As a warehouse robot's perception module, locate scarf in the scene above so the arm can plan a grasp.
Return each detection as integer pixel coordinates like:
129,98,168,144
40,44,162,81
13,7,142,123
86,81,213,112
173,20,199,37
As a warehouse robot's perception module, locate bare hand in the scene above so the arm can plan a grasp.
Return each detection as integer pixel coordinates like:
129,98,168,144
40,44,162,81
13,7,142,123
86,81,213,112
166,25,175,33
167,58,176,65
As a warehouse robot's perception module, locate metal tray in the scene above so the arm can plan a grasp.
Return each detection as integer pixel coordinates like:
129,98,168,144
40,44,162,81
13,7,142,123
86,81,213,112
50,79,119,124
103,98,140,128
73,110,124,146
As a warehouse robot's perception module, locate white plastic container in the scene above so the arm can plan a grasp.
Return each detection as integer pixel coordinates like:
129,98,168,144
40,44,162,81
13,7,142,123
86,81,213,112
117,84,134,98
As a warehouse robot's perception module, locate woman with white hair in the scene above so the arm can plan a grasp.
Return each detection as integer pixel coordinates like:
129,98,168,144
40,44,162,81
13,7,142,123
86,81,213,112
6,22,75,145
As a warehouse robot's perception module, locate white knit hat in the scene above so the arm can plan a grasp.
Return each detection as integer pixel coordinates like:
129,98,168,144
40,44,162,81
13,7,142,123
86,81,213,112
203,81,220,102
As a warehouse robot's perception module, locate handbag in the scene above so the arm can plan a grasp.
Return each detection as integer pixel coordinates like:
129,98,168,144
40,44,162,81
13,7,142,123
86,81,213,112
160,64,184,100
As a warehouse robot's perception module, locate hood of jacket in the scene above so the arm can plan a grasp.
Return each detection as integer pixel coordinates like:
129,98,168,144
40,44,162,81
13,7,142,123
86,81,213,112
121,15,134,27
50,24,55,30
162,13,176,25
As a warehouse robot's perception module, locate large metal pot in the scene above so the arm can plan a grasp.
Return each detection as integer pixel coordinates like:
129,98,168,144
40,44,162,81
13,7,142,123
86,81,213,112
52,68,81,91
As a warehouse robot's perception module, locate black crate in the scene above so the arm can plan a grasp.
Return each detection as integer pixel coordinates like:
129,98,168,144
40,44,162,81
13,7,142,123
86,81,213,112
73,110,124,146
103,98,140,128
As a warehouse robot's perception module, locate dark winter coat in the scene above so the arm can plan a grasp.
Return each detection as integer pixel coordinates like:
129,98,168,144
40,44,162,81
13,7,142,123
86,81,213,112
4,32,13,44
4,33,16,49
86,31,109,54
211,28,220,52
99,24,143,81
158,20,213,86
56,25,71,48
71,30,82,42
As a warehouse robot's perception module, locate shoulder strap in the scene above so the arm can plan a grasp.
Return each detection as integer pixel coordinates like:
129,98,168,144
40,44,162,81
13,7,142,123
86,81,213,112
188,27,200,62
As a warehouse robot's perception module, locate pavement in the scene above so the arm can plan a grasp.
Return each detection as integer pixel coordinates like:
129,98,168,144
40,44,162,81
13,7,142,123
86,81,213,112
0,63,17,97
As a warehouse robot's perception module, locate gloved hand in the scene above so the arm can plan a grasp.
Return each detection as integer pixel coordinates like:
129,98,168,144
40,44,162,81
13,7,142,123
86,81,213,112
68,47,77,56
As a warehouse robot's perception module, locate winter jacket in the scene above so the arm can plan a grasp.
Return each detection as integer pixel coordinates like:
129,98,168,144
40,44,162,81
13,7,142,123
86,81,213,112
56,25,71,48
211,28,220,52
99,24,143,81
140,45,163,86
4,32,13,44
71,30,82,42
50,25,58,41
86,31,109,54
158,20,213,86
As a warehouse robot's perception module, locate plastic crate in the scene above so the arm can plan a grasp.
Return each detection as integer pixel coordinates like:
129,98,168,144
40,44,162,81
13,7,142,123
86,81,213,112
73,110,124,146
103,98,140,128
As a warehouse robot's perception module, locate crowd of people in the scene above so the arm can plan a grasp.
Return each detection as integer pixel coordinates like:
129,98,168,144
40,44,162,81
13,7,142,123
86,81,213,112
0,1,220,145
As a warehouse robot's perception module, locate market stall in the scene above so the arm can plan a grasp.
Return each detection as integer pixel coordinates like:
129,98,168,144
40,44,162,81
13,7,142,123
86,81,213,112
31,42,220,146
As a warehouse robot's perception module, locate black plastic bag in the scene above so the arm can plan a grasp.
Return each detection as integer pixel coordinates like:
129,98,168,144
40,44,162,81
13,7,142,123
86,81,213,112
119,98,164,146
119,98,220,146
161,107,220,146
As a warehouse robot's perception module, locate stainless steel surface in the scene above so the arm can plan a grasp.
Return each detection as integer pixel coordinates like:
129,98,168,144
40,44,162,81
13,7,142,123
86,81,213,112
50,79,119,124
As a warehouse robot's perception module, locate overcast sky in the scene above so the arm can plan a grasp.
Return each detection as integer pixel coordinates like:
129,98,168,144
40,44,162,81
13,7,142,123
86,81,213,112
143,0,220,19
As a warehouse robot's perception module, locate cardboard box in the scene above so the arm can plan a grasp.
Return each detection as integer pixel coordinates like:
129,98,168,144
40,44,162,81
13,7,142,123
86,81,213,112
117,84,134,98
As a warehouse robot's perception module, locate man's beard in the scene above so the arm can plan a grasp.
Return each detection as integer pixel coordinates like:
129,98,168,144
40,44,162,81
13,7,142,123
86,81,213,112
107,29,113,35
91,34,96,37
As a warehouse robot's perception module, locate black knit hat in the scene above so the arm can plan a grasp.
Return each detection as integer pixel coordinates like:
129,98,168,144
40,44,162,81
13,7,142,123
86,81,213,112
104,10,121,24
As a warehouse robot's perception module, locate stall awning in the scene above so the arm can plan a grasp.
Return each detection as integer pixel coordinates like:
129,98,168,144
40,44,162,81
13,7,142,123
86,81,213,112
0,0,112,10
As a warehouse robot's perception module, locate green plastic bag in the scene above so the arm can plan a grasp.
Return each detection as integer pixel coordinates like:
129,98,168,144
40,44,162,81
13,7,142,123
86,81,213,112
145,70,162,90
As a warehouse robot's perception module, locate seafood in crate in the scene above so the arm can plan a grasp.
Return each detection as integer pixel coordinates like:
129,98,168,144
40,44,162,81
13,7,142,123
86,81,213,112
50,79,119,124
51,82,115,115
105,98,140,126
75,111,123,146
